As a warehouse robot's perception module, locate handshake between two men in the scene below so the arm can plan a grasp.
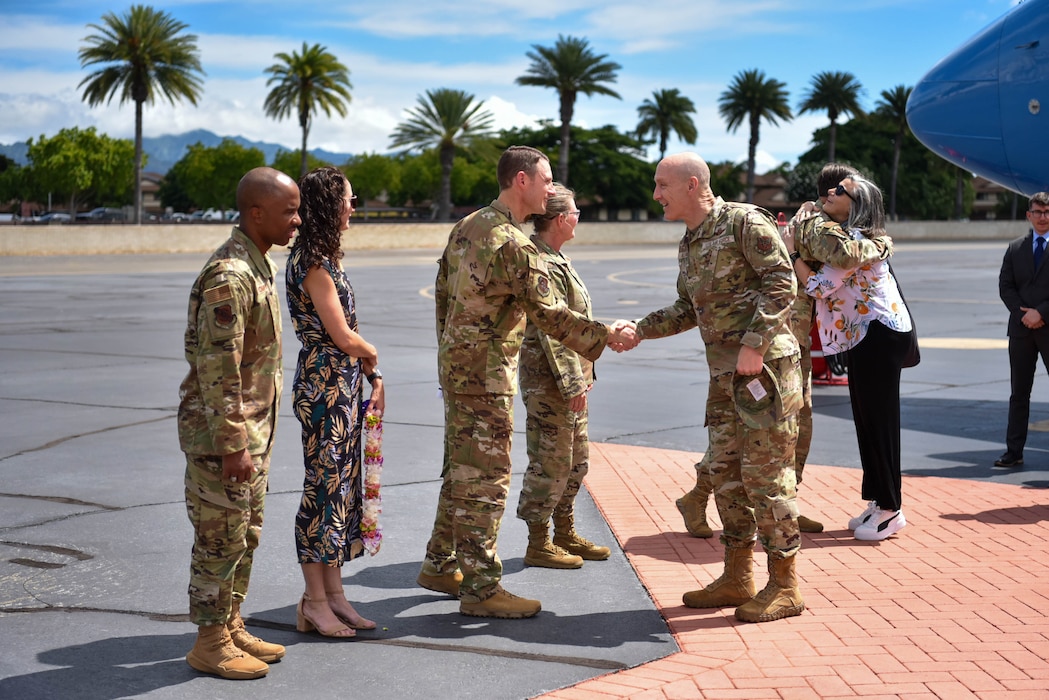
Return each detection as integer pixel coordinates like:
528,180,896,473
607,320,640,353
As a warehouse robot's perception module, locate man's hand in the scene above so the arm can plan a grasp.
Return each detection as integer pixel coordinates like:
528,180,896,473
608,320,640,352
222,448,256,484
1021,306,1045,329
736,345,765,376
567,391,587,412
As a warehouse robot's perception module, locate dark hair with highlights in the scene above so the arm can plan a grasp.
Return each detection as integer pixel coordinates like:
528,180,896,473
295,166,349,269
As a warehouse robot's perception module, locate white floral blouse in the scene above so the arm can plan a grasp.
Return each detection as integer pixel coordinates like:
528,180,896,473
805,228,912,354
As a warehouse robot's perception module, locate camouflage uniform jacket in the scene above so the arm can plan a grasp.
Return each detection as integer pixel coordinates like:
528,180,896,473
637,197,798,374
436,200,608,396
178,227,283,456
519,236,595,400
791,209,893,343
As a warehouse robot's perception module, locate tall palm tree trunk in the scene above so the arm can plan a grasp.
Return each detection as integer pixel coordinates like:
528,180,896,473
889,132,902,221
558,94,574,184
745,115,760,203
827,121,838,163
134,100,143,224
438,144,454,222
299,123,309,180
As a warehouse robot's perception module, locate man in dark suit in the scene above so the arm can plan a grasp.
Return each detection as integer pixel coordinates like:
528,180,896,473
997,192,1049,467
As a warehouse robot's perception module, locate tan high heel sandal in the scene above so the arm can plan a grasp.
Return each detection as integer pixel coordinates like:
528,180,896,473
326,591,376,630
296,593,355,639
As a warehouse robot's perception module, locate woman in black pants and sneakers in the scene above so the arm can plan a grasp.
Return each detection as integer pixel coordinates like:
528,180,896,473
782,175,913,541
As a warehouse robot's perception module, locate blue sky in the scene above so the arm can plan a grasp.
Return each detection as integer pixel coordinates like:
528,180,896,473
0,0,1021,171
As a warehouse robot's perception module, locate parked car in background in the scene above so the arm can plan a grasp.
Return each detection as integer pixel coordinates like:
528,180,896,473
37,212,72,223
77,207,124,222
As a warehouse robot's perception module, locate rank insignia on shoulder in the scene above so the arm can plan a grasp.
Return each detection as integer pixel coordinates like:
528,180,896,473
213,304,237,328
204,282,233,305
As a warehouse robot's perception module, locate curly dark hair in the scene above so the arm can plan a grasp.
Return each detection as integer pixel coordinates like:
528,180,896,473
294,165,348,269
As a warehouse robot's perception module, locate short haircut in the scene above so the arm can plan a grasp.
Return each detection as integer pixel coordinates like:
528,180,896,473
497,146,549,190
1030,192,1049,209
817,163,860,199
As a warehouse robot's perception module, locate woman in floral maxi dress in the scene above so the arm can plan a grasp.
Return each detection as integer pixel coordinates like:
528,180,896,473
286,166,384,638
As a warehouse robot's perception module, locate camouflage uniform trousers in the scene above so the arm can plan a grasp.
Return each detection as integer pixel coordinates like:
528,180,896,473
422,392,515,602
705,353,802,559
692,349,812,492
516,388,589,523
185,452,268,626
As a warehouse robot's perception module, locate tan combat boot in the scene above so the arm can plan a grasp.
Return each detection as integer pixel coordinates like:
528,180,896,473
682,546,756,608
676,484,713,538
797,514,824,533
460,585,541,619
227,601,285,663
735,554,805,623
417,569,464,597
524,520,583,569
186,623,269,680
552,514,611,561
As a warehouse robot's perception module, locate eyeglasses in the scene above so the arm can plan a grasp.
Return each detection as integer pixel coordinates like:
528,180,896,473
348,195,358,208
1029,209,1049,218
564,210,581,218
833,184,855,202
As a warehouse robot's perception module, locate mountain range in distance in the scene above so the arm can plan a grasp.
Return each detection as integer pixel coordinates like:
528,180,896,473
0,129,356,175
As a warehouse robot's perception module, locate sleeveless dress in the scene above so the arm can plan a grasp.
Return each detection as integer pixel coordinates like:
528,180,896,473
286,247,364,565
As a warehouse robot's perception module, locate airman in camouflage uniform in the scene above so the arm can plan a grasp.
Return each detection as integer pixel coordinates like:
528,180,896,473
636,152,804,623
179,167,300,679
677,163,891,538
517,185,611,569
418,147,624,619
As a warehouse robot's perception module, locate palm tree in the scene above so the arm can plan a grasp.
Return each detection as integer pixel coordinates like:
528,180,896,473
874,85,913,221
389,89,495,221
717,69,792,203
78,5,204,224
798,71,865,162
636,88,698,161
516,35,621,184
264,42,352,179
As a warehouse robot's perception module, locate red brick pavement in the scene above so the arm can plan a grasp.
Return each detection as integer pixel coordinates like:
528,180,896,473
539,443,1049,699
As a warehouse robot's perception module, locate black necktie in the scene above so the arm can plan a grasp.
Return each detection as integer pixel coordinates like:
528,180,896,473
1036,237,1045,270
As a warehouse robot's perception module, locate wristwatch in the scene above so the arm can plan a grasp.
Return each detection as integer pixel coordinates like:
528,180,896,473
366,369,383,383
789,251,801,263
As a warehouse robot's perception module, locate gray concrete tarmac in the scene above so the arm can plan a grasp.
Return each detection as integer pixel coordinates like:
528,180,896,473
1,241,1046,699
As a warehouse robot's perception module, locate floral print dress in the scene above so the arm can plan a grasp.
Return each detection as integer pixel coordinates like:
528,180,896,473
286,248,364,566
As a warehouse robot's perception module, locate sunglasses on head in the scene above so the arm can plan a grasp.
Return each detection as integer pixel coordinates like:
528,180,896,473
833,184,855,202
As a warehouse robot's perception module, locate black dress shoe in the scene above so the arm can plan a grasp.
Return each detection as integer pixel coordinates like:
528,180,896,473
994,453,1024,468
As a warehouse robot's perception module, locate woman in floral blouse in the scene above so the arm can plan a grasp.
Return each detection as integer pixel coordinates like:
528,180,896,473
782,175,912,542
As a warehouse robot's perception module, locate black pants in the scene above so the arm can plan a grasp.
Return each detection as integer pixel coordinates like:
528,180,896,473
846,320,910,511
1006,330,1049,456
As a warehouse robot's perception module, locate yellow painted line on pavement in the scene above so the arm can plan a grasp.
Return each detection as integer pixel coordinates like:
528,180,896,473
920,337,1007,350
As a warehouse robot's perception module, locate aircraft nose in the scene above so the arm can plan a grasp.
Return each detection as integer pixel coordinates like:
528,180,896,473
907,0,1048,195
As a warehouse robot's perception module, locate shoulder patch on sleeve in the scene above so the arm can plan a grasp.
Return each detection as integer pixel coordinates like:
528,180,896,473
755,234,775,255
203,283,233,305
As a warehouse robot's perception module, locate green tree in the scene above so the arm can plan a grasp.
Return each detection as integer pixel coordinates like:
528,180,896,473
389,88,495,221
78,4,204,224
709,160,747,201
270,149,330,181
636,88,697,161
718,69,792,203
343,153,401,206
178,139,266,210
516,35,621,185
25,127,135,213
0,156,26,213
874,85,913,221
264,42,352,180
499,123,655,219
798,71,865,163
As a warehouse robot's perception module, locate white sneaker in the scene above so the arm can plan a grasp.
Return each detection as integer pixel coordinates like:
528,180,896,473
854,508,906,541
848,501,878,531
